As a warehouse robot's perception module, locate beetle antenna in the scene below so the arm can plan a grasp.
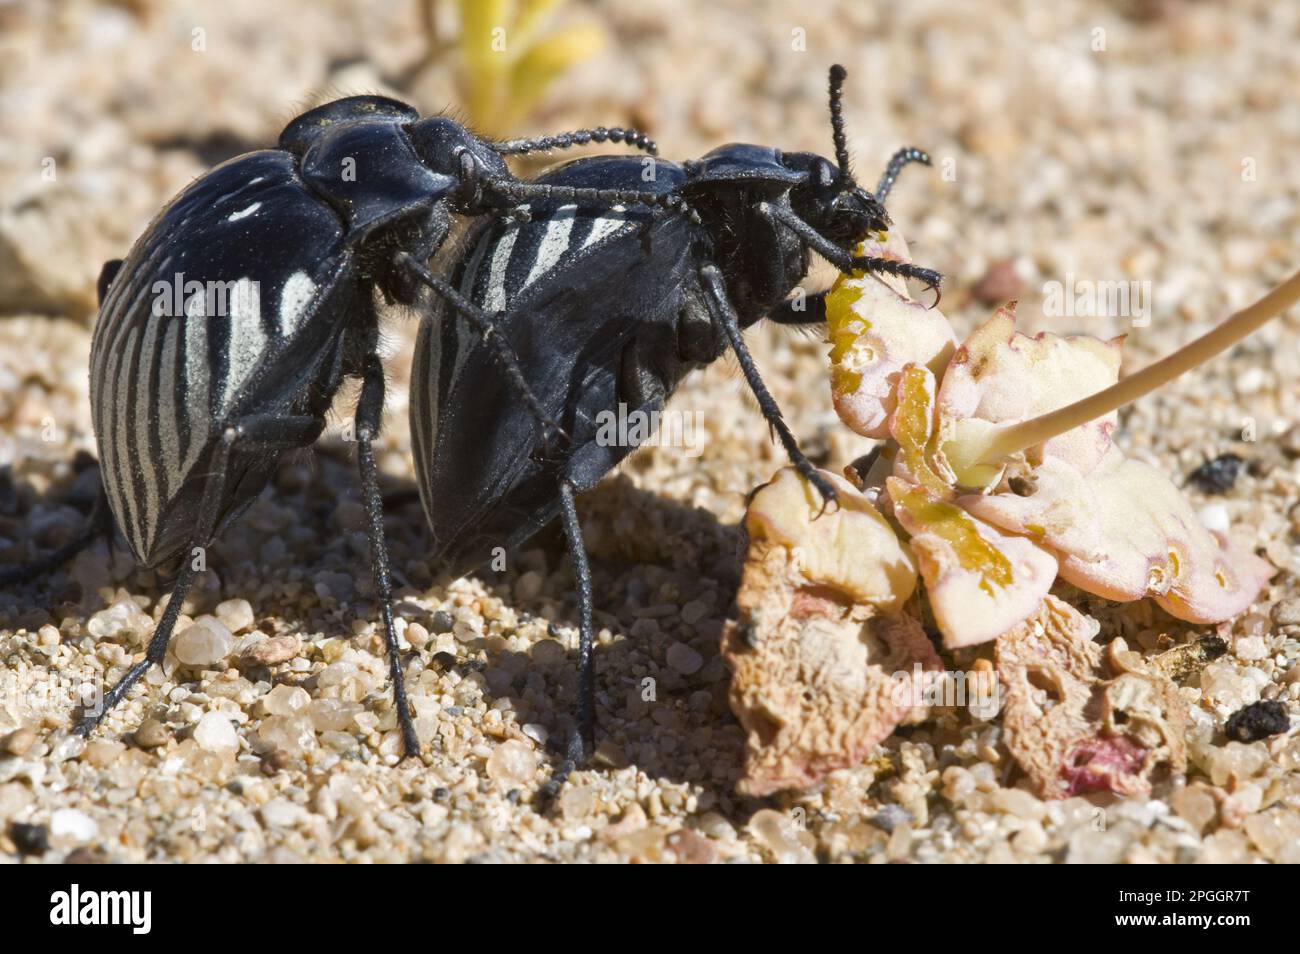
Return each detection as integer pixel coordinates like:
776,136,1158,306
875,147,931,204
828,64,853,179
495,127,658,157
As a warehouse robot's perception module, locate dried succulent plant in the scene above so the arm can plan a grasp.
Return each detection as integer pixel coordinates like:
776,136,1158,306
724,228,1300,794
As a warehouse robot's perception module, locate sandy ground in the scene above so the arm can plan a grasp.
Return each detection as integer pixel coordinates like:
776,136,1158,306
1,0,1298,862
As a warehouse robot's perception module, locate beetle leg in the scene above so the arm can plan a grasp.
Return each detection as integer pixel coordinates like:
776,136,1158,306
0,486,113,587
97,258,124,307
766,290,828,326
395,253,570,444
759,201,943,306
539,479,596,803
355,353,421,759
74,413,320,739
874,147,931,204
699,265,839,514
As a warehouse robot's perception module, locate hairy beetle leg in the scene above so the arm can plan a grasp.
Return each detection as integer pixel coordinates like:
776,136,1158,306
760,200,944,305
766,291,828,326
537,480,597,804
356,354,421,759
699,265,839,517
848,255,944,306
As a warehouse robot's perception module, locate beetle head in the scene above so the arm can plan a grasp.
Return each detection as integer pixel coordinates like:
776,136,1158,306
407,116,511,210
786,65,890,248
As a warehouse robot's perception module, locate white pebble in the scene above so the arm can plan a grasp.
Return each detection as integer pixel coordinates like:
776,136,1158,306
174,617,235,667
261,798,307,828
50,808,98,842
262,684,311,716
1235,636,1269,661
1197,503,1230,535
522,723,549,746
87,598,152,644
214,598,255,633
486,739,538,787
193,711,239,753
1235,367,1265,395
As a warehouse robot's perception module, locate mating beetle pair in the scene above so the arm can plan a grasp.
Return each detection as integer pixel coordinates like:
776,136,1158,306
5,65,938,795
41,97,668,755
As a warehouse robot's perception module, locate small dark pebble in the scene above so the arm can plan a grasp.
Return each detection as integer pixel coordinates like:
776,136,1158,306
431,610,455,635
260,750,291,775
506,788,522,804
1224,699,1291,743
1008,474,1037,496
433,787,451,802
431,651,458,671
10,821,49,856
445,706,463,717
1188,453,1245,494
971,259,1025,306
870,804,912,833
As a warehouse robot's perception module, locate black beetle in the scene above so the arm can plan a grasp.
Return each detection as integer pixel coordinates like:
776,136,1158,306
5,95,665,755
407,65,940,792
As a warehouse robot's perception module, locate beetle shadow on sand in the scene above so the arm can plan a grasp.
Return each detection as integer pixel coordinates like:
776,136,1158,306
1,441,770,817
385,462,759,808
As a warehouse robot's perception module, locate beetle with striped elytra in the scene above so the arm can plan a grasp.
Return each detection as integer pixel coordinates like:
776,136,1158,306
1,96,668,754
407,64,942,796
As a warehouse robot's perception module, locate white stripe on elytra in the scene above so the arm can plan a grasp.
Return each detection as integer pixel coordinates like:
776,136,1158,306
133,312,163,547
220,277,264,412
454,222,521,393
181,291,210,476
521,204,576,291
98,326,126,550
482,224,519,314
278,271,316,338
582,205,629,248
114,324,142,555
458,227,492,298
226,201,262,222
157,318,183,498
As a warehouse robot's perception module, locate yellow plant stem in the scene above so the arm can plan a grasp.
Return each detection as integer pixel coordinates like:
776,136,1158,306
980,267,1300,464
